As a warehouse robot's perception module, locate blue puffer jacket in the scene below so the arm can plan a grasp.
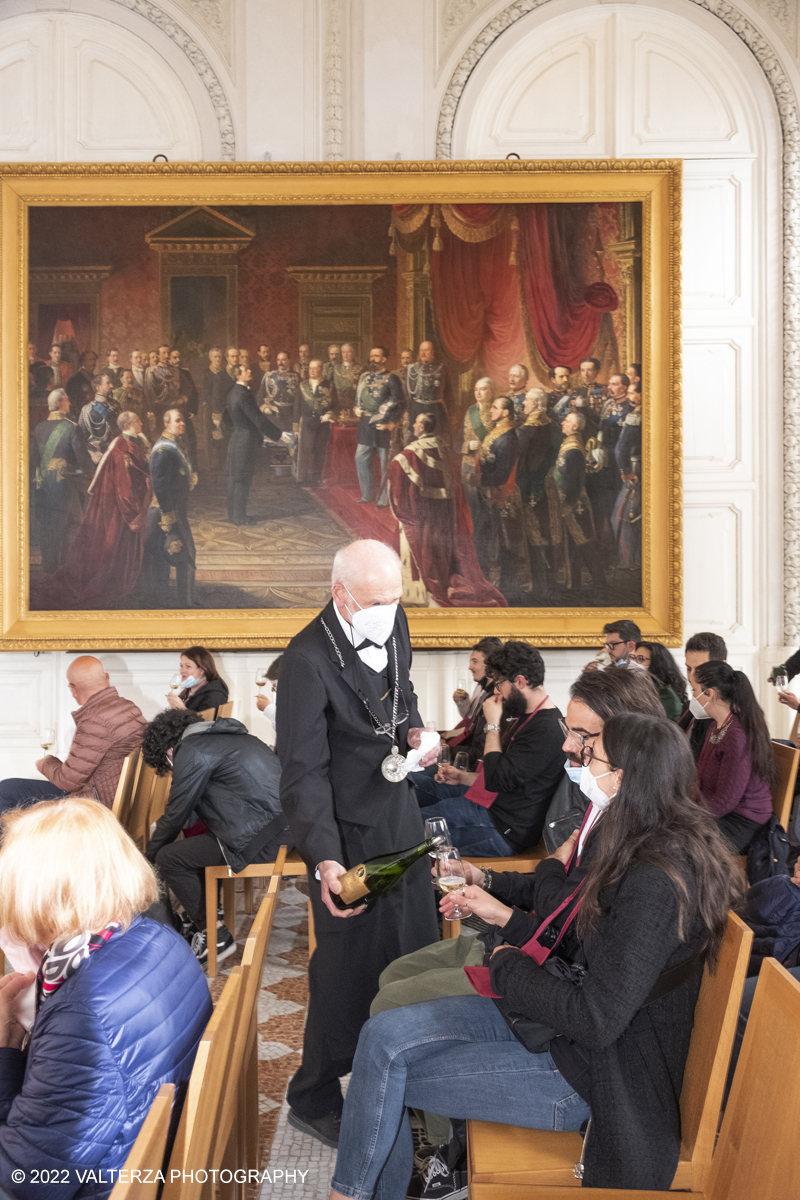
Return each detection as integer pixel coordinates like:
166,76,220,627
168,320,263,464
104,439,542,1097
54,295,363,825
743,874,800,975
0,917,212,1200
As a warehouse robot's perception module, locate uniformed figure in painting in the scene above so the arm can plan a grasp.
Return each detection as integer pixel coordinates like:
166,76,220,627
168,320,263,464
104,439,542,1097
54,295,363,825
260,352,301,433
403,341,448,440
553,411,601,591
31,388,91,573
295,359,335,487
144,409,198,607
516,388,562,596
78,373,121,464
331,343,363,415
468,394,530,597
354,347,404,507
223,365,284,525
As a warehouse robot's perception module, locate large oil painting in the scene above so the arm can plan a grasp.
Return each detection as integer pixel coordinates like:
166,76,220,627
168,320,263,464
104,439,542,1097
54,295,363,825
0,162,680,649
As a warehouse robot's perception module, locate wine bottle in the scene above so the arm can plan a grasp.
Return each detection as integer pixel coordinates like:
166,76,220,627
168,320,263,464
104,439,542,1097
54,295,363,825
331,835,447,910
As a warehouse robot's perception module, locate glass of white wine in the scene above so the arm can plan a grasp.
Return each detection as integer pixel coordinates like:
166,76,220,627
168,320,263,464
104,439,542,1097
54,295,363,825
255,668,268,693
436,847,469,920
169,672,182,693
40,727,55,753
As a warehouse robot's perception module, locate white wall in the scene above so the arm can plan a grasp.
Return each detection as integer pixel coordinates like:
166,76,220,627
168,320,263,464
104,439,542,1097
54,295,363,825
0,0,798,775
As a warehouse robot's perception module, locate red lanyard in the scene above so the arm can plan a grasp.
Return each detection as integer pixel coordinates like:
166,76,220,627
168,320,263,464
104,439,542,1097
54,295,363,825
503,694,550,746
518,804,595,965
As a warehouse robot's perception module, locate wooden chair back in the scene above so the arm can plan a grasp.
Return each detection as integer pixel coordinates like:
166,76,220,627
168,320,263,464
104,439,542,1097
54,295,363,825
111,748,141,827
676,912,752,1189
162,969,243,1200
790,710,800,746
199,701,234,721
770,740,799,829
706,957,800,1200
109,1084,174,1200
124,760,172,852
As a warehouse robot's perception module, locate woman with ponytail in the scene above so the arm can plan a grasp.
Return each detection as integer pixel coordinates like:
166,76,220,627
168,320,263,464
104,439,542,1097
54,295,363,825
692,661,775,852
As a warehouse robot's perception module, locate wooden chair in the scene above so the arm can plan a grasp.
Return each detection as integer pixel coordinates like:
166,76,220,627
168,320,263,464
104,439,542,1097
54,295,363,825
204,846,314,977
501,957,800,1200
770,739,799,829
162,969,243,1200
122,759,172,852
109,1084,174,1200
199,701,234,721
443,844,547,939
468,912,752,1194
111,748,142,828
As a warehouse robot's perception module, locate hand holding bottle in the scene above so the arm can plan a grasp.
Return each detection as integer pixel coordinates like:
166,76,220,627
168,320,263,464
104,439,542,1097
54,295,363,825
318,860,367,918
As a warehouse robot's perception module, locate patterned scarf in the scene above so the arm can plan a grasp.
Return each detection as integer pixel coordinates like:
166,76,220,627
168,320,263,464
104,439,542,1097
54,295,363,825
36,922,121,1010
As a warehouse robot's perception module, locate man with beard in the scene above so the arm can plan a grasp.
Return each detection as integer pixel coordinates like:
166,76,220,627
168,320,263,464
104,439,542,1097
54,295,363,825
331,342,363,416
78,373,121,464
415,641,564,855
293,343,311,381
66,350,98,418
403,340,448,437
505,363,530,425
354,346,404,506
144,344,181,431
294,358,335,486
322,343,341,385
113,369,150,433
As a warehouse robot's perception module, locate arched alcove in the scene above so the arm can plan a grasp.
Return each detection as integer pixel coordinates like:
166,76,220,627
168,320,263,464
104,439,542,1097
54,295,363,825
0,3,229,160
445,0,784,689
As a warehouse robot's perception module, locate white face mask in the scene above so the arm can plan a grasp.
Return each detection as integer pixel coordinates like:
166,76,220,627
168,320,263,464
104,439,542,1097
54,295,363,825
579,763,618,811
344,585,398,647
564,759,583,784
689,692,711,720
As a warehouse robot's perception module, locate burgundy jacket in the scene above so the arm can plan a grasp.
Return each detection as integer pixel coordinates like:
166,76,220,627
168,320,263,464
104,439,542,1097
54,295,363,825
696,714,773,825
41,686,147,808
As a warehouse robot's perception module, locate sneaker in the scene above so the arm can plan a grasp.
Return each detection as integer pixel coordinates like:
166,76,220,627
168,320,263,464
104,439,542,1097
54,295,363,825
190,924,236,966
179,913,196,943
419,1150,468,1200
413,1141,442,1172
286,1107,341,1148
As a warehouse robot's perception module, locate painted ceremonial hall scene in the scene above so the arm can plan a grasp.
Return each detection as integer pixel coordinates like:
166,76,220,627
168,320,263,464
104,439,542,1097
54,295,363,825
27,200,643,612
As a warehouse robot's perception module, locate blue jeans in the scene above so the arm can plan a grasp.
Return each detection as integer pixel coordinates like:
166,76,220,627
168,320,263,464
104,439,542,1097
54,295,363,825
0,778,68,817
355,443,389,504
415,794,515,857
331,995,590,1200
412,773,469,806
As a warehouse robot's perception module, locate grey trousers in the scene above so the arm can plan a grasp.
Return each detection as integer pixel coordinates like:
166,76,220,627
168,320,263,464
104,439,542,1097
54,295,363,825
355,443,389,504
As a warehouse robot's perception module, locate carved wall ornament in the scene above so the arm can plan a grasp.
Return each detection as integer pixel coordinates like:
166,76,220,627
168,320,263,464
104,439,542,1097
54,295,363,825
104,0,235,158
324,0,346,161
436,0,800,642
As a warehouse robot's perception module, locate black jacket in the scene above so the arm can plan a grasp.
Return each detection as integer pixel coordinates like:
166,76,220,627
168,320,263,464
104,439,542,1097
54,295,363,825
223,383,282,481
145,718,284,872
482,708,564,851
743,874,800,974
489,856,707,1191
182,678,229,715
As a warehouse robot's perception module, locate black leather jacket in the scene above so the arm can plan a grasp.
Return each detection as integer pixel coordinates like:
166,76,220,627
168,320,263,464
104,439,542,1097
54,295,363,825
145,718,284,872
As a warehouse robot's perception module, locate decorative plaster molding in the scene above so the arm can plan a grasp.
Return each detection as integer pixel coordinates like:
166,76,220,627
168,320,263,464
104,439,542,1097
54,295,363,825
324,0,345,161
106,0,235,159
753,0,796,46
439,0,488,60
29,266,113,284
436,0,800,642
171,0,232,63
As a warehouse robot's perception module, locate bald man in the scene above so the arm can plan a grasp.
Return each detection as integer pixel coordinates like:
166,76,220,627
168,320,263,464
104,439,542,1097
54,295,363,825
277,539,439,1146
0,657,147,814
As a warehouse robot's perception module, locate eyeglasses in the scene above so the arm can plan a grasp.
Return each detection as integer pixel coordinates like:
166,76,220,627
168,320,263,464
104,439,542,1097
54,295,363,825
630,654,650,665
490,677,508,689
604,639,625,651
558,717,601,763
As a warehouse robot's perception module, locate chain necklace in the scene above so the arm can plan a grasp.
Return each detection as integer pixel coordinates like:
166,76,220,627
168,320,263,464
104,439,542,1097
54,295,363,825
320,618,410,782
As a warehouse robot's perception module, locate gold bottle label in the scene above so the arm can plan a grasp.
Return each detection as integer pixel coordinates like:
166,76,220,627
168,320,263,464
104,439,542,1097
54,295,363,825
337,863,370,904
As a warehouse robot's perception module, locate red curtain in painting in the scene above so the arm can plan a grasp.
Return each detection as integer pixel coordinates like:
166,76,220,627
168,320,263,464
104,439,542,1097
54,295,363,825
517,205,618,368
428,219,526,382
393,202,619,376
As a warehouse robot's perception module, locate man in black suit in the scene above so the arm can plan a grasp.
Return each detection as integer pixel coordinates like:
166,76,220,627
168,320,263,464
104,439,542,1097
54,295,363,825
222,364,287,525
277,539,439,1147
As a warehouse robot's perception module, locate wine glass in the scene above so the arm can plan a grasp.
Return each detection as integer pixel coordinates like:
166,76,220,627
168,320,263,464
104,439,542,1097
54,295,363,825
255,668,268,691
40,727,55,752
425,817,451,888
453,751,469,773
168,672,182,692
436,848,469,920
775,671,790,692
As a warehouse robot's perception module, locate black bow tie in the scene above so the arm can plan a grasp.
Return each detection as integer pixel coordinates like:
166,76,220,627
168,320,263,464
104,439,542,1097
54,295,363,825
355,638,382,651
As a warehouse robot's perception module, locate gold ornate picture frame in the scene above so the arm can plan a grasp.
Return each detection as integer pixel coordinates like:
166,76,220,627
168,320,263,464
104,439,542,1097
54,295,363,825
0,159,680,650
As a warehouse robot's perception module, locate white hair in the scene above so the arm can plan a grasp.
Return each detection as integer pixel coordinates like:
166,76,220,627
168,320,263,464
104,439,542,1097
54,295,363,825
510,363,529,378
474,376,495,396
48,388,68,411
526,387,547,404
331,540,401,590
569,412,586,431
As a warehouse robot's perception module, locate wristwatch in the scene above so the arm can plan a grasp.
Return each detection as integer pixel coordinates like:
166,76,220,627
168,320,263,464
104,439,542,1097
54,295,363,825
485,723,501,732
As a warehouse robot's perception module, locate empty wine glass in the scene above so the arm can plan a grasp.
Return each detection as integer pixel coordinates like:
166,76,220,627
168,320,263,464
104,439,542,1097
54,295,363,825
40,727,55,752
775,671,790,692
437,744,451,766
453,751,469,772
168,672,182,692
436,848,469,920
425,817,451,889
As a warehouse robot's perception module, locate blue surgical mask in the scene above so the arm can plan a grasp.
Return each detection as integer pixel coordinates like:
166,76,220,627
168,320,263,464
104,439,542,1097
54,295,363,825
564,759,582,784
182,675,200,688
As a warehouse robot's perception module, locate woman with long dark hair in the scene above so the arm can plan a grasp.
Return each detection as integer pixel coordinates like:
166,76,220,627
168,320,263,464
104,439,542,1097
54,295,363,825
326,714,740,1197
692,660,775,852
165,645,229,717
633,640,688,720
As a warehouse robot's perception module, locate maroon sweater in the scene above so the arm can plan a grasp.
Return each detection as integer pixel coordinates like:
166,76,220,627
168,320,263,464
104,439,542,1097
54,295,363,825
696,714,772,824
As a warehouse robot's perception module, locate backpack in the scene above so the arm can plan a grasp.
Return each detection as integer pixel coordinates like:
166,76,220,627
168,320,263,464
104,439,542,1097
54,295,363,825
746,814,791,884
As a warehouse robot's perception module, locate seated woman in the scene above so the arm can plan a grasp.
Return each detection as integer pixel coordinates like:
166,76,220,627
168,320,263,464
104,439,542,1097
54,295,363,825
166,644,229,716
632,640,688,721
0,796,211,1196
328,714,740,1196
693,660,775,853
